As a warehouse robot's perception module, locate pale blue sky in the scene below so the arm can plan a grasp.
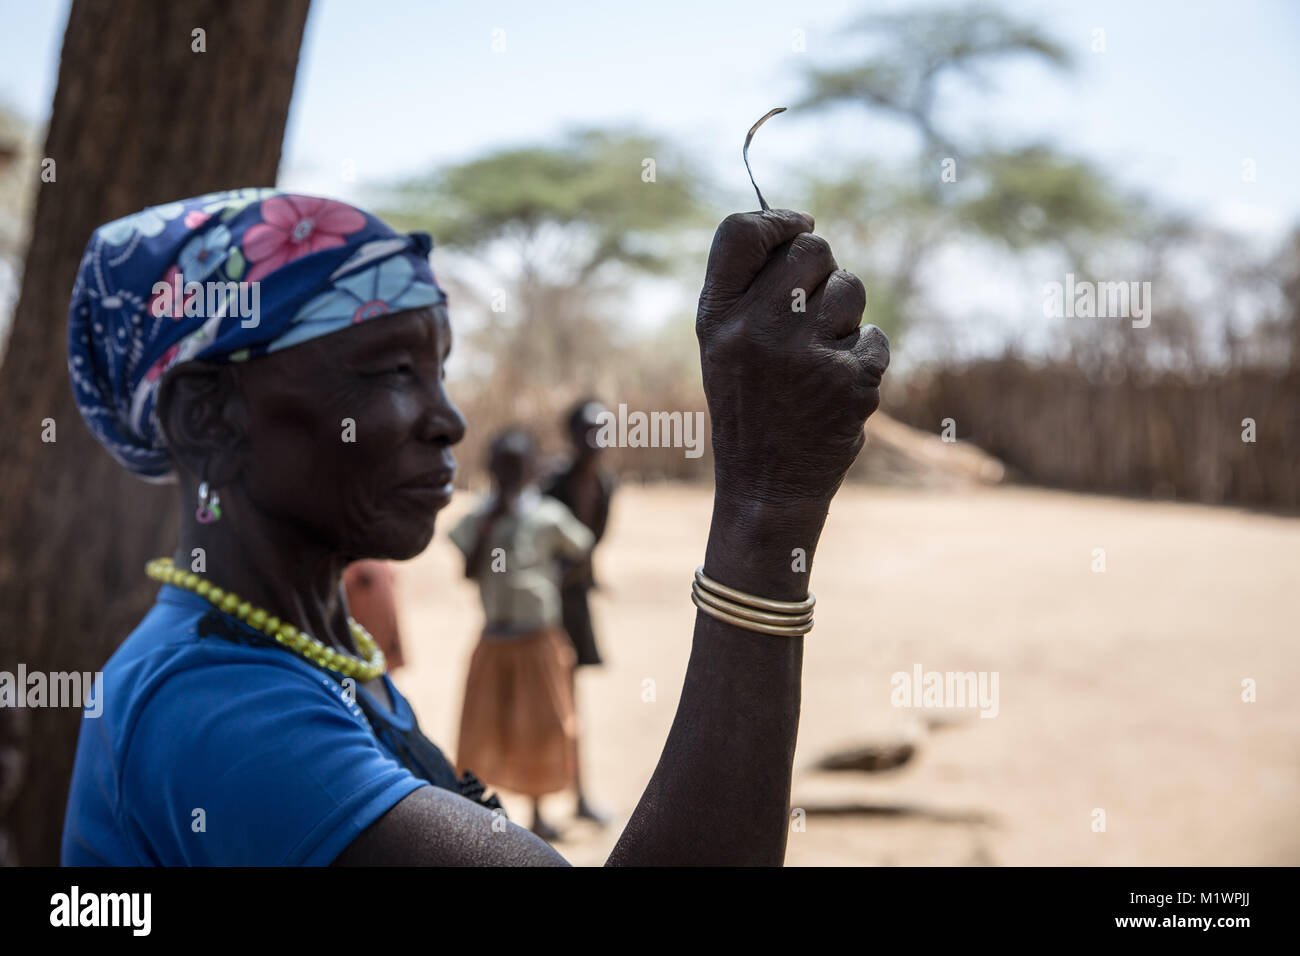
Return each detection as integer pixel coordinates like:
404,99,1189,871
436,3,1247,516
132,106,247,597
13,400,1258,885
3,0,1297,237
1,0,1297,356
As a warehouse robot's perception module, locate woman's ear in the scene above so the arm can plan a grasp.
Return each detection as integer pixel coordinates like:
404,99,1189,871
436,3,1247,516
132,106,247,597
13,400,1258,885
156,361,249,487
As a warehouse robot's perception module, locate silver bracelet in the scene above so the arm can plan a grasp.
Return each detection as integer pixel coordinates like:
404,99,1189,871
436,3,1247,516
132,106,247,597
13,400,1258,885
690,566,815,636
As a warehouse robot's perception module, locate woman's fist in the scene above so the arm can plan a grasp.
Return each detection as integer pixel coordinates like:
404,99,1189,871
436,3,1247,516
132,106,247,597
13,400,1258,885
697,209,890,508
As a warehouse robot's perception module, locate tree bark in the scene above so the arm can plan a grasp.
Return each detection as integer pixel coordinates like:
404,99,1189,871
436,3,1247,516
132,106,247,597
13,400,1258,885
0,0,311,864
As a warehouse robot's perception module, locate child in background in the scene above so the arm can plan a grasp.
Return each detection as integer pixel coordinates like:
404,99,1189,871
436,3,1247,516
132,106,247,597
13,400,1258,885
450,428,594,840
541,398,616,825
342,560,405,672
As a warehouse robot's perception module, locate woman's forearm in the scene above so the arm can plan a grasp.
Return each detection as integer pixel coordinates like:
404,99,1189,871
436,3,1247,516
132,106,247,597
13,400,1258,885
605,207,887,865
606,496,829,865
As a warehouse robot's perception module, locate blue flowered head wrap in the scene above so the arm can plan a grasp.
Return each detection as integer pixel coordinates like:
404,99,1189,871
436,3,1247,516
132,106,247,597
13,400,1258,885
67,189,446,481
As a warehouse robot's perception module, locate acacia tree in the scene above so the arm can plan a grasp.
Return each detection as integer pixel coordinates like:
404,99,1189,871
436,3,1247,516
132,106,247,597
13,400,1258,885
0,0,311,864
800,4,1071,158
384,130,711,396
794,5,1131,348
799,4,1258,369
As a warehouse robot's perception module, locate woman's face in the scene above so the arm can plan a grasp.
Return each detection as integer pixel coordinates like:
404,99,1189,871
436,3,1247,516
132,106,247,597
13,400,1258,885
234,305,466,561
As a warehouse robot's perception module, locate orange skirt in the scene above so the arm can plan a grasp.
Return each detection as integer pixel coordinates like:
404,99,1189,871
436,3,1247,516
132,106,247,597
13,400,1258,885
455,626,578,798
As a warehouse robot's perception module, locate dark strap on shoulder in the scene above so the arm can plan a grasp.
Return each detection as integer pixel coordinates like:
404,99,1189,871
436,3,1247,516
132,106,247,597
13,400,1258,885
353,690,505,816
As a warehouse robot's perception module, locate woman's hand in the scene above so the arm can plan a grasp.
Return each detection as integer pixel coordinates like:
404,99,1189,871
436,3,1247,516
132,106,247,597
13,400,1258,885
696,209,889,600
697,208,889,508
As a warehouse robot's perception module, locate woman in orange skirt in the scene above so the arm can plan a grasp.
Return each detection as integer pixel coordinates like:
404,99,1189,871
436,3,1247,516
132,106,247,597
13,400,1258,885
449,428,593,840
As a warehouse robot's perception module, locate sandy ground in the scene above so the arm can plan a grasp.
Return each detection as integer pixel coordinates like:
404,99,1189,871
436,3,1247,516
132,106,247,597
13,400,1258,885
390,483,1300,866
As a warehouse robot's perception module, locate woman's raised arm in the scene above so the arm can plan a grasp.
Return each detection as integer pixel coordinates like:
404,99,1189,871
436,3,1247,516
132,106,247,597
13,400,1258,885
336,210,888,867
607,208,889,865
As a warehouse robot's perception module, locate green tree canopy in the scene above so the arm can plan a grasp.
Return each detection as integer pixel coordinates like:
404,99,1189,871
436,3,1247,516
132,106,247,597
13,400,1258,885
385,129,711,285
381,129,712,395
799,4,1072,154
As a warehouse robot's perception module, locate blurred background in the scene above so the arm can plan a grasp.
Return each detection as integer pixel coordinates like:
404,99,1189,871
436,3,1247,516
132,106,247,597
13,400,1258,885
0,0,1296,865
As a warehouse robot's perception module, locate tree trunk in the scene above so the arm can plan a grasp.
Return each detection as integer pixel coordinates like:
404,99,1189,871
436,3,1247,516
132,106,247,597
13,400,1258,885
0,0,311,864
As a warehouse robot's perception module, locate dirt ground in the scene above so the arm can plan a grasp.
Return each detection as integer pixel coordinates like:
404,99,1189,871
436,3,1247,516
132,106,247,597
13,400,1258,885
391,482,1300,866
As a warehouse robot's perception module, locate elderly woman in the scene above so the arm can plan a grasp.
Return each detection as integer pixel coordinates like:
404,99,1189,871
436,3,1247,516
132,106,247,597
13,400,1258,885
60,189,889,865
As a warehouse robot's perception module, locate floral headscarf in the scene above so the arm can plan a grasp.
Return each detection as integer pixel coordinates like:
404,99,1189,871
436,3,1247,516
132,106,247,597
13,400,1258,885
67,189,446,481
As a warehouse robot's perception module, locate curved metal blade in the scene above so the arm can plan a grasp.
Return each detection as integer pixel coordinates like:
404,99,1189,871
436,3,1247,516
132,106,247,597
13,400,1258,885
743,107,787,212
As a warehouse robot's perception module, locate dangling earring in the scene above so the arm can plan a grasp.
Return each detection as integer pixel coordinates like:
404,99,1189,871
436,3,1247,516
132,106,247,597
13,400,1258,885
196,480,223,524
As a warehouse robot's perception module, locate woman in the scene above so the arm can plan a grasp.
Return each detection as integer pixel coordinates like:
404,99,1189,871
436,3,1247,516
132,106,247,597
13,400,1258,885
60,189,889,865
540,398,616,825
451,427,590,840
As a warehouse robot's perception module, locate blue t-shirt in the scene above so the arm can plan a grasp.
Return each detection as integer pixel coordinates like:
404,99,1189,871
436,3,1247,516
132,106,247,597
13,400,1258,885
62,585,428,866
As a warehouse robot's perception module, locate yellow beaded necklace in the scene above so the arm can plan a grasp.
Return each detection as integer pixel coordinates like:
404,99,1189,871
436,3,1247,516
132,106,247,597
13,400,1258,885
146,557,386,682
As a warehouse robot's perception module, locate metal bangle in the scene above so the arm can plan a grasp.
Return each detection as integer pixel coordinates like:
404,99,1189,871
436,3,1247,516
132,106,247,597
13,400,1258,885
692,581,814,627
694,566,815,615
690,590,813,637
